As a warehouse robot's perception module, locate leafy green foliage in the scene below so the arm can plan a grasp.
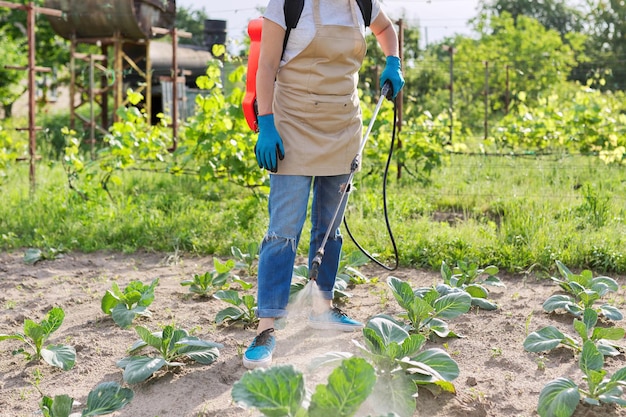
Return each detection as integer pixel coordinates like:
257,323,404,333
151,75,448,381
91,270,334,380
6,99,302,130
23,246,67,264
291,265,351,302
290,250,369,303
337,250,371,285
0,28,27,115
232,357,376,417
537,341,626,417
385,276,471,338
440,260,503,310
101,278,159,329
180,258,233,296
40,394,73,417
490,85,626,159
524,307,624,357
179,61,265,189
454,12,582,132
40,381,133,417
313,317,459,417
231,242,259,276
117,325,222,384
543,260,622,320
213,290,258,328
0,306,75,370
478,0,585,36
0,122,25,183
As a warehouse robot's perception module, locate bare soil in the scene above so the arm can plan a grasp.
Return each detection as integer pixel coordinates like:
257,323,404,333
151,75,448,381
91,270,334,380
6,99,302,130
0,250,625,417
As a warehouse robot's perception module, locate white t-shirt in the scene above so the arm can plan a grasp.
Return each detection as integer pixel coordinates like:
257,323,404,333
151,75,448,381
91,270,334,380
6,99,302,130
264,0,382,65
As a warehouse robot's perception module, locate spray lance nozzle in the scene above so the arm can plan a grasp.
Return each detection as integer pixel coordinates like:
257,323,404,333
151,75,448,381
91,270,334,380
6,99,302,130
309,248,325,281
381,80,393,101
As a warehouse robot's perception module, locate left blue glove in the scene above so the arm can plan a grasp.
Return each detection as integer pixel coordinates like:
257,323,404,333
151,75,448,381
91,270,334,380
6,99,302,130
380,55,405,100
255,114,285,173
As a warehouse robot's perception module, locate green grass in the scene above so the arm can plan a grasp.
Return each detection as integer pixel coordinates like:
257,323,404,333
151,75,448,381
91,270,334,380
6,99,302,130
1,153,625,274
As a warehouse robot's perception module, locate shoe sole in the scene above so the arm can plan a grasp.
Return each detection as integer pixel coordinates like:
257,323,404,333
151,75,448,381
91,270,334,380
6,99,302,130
307,320,364,332
242,354,273,369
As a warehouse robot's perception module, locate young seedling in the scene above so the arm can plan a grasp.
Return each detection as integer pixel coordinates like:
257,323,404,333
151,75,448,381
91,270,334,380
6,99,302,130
290,264,351,303
232,357,376,417
0,306,76,370
440,260,503,310
337,250,370,285
543,260,622,320
116,324,222,384
524,307,624,357
23,246,67,265
39,381,133,417
101,278,159,329
180,258,233,297
213,289,258,328
311,316,460,417
537,340,626,417
231,242,259,276
289,250,370,303
385,275,471,338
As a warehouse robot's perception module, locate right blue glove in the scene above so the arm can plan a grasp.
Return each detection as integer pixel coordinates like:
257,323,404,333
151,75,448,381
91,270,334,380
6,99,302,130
255,114,285,172
380,55,405,100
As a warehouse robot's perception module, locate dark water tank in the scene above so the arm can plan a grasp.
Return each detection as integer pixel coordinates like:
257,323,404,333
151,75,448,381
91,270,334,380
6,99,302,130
124,42,213,84
204,19,227,51
44,0,176,40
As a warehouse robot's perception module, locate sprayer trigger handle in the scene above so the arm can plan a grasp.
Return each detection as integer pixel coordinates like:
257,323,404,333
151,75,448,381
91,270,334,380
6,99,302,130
382,80,393,101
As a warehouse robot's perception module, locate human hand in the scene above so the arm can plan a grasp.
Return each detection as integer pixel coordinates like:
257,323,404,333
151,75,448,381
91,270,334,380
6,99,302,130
255,114,285,172
380,56,405,100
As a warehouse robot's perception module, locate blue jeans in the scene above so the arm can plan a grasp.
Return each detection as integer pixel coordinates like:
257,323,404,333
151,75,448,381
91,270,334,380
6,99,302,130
256,174,350,318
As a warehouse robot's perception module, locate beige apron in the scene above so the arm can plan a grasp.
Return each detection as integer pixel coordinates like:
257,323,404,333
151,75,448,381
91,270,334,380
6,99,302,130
273,0,367,175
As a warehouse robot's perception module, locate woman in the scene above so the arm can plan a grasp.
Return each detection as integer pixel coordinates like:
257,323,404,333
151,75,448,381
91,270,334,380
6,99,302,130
244,0,404,369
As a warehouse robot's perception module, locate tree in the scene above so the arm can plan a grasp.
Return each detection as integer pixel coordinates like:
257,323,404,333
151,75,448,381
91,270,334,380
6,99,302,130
452,12,583,132
0,30,27,118
478,0,585,37
0,1,70,116
583,0,626,90
175,6,210,48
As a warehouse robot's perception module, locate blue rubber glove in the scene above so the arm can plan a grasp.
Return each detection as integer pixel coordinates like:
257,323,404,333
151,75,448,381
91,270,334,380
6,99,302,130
380,56,405,100
255,114,285,172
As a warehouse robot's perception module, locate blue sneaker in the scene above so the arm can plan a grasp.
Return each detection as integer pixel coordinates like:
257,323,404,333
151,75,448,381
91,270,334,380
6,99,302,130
243,328,275,369
308,307,364,332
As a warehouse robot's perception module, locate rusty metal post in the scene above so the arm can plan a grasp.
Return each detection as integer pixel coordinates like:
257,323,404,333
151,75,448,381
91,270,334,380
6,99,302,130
101,44,109,128
0,1,62,189
89,54,96,157
70,38,76,130
114,32,123,122
152,27,191,150
484,61,489,140
442,45,456,145
145,40,152,125
172,29,178,146
505,64,510,115
27,2,36,187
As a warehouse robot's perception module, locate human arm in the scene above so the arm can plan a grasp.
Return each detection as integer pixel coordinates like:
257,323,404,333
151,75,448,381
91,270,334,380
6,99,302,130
370,11,405,99
255,18,285,172
256,18,284,116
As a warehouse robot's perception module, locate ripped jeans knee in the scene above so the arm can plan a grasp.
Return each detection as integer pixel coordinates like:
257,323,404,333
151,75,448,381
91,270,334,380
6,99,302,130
261,231,298,253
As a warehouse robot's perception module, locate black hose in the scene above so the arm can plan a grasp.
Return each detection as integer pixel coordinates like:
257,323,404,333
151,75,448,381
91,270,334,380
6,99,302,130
343,97,399,271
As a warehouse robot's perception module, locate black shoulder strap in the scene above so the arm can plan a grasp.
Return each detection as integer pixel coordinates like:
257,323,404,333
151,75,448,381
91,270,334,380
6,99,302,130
356,0,372,27
283,0,305,55
282,0,372,56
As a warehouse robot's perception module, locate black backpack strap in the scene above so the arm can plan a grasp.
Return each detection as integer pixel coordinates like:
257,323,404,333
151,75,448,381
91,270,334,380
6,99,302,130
282,0,370,58
283,0,305,56
356,0,372,27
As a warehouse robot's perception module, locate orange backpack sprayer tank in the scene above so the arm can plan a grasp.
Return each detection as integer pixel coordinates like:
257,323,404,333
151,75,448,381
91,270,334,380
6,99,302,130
242,17,263,133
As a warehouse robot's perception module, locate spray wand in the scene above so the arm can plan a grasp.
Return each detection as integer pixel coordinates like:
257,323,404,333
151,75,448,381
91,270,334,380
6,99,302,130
309,81,393,281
